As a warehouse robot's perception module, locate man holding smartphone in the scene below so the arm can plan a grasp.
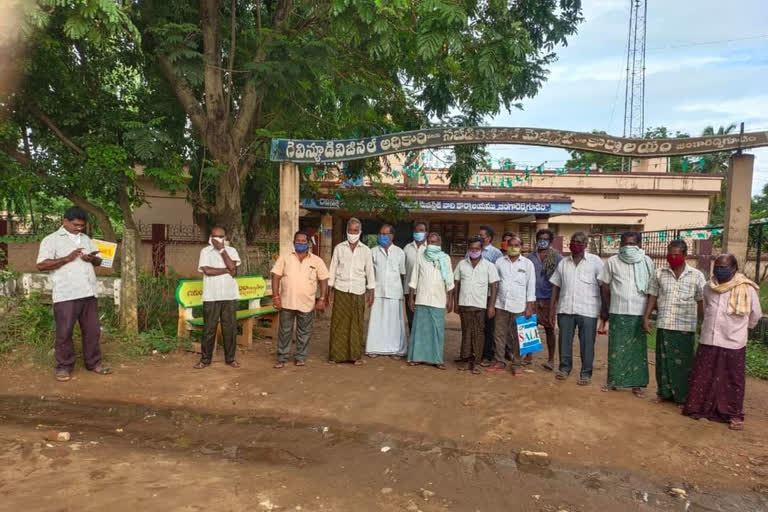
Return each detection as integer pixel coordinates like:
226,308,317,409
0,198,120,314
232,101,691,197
36,206,110,382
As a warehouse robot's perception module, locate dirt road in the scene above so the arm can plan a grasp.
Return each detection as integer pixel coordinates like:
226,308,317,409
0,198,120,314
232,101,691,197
2,316,768,511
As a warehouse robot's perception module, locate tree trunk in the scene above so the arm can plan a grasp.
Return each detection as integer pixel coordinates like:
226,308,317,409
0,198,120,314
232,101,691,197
118,186,138,334
213,164,250,271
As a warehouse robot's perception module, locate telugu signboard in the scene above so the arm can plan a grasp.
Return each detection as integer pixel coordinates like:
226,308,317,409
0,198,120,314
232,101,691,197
301,197,572,214
270,127,768,163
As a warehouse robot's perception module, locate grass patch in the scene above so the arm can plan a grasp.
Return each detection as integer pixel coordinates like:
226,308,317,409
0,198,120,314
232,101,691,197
746,341,768,380
760,281,768,313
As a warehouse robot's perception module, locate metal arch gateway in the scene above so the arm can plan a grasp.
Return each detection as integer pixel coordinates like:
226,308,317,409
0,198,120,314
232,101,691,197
269,126,768,163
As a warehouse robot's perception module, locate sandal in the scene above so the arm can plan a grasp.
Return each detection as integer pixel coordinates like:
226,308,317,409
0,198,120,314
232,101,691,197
89,365,112,375
479,360,492,368
577,377,591,386
729,419,744,431
390,355,403,360
408,362,420,366
457,363,470,371
541,361,554,371
511,368,523,377
273,362,285,369
55,370,71,382
555,371,569,380
353,360,364,366
632,387,647,399
486,363,506,373
601,385,617,392
367,354,378,358
193,361,210,370
435,364,447,370
471,367,482,375
227,360,241,369
295,360,306,367
327,360,337,364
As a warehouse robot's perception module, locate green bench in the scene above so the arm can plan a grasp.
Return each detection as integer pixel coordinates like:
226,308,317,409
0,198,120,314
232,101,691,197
175,276,279,349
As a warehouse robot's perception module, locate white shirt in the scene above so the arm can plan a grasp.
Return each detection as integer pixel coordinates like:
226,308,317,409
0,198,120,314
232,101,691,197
372,244,406,299
600,254,655,316
328,241,375,295
495,256,536,313
36,226,99,303
403,241,427,294
453,258,500,309
198,245,242,302
549,254,604,318
409,253,455,309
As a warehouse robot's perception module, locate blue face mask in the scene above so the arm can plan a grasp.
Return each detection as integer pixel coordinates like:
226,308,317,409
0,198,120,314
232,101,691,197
536,239,550,249
713,267,733,282
413,232,426,242
294,243,308,253
378,235,391,247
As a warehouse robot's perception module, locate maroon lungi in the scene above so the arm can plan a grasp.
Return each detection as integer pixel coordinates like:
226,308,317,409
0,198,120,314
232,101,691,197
53,296,102,371
682,344,746,423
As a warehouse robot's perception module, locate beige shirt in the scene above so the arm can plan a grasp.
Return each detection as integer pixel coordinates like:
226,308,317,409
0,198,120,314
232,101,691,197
453,258,500,309
36,226,99,303
197,245,241,302
549,254,604,318
409,253,455,309
271,252,330,313
403,241,427,294
328,241,375,295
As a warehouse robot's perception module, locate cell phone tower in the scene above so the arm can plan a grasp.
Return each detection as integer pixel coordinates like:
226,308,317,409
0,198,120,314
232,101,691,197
622,0,647,170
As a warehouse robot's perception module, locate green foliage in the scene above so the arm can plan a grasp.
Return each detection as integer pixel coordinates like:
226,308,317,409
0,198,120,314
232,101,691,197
137,270,180,334
746,342,768,380
0,293,55,355
118,329,188,357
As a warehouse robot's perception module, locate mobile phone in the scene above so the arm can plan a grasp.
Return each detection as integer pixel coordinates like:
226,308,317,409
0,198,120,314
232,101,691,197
89,250,100,256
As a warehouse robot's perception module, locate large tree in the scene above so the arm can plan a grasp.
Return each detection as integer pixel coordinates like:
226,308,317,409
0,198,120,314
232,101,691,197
0,2,186,333
136,0,583,260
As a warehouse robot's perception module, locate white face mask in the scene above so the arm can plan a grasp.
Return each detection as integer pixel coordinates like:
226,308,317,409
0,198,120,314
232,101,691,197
209,236,228,246
347,232,360,244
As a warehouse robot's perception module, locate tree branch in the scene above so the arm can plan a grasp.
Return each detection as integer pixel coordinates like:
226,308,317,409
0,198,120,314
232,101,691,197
232,0,293,149
29,105,84,154
201,0,227,123
156,53,207,135
225,0,236,116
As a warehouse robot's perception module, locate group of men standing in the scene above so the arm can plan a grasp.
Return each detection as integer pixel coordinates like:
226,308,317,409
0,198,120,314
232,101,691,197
36,206,763,428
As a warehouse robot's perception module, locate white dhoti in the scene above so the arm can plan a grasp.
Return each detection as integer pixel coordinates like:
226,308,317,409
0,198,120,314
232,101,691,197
365,297,407,355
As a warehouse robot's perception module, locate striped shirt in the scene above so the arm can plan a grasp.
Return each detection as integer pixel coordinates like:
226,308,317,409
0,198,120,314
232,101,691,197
647,265,706,332
600,254,655,316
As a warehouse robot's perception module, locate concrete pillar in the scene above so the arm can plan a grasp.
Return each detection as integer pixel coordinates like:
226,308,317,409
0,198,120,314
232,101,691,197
279,161,300,257
320,213,333,267
333,215,344,247
535,214,550,231
723,154,754,267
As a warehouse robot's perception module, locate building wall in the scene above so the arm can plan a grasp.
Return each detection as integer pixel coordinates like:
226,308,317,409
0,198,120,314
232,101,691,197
133,176,195,227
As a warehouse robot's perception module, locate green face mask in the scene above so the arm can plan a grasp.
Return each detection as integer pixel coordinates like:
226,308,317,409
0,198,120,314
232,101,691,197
620,245,640,257
425,244,441,255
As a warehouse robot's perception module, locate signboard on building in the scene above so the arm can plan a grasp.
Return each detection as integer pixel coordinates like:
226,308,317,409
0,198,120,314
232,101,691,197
301,197,571,214
270,127,768,163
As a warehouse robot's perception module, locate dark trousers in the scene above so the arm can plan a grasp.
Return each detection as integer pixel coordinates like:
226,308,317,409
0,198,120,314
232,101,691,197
201,300,237,364
557,314,597,378
405,294,414,331
459,307,486,364
277,309,315,362
494,309,523,367
482,315,495,361
53,296,102,371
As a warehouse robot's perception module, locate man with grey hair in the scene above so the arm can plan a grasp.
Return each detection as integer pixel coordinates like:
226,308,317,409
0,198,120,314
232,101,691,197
549,232,604,385
328,217,375,364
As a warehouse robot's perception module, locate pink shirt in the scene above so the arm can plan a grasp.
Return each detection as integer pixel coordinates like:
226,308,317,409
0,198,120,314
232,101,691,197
699,285,762,350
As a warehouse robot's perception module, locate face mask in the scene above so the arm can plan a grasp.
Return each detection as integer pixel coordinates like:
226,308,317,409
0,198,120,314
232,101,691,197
507,246,521,257
378,235,391,247
713,267,733,282
347,232,360,244
620,245,640,258
667,254,685,267
209,236,225,245
468,249,482,260
413,232,426,242
294,243,308,253
500,241,508,251
569,243,585,255
536,239,550,249
425,244,441,255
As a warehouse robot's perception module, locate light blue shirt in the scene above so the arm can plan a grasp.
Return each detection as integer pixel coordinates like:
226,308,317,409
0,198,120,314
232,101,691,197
482,244,503,263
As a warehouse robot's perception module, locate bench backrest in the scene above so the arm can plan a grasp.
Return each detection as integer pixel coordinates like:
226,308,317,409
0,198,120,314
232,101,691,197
175,276,268,308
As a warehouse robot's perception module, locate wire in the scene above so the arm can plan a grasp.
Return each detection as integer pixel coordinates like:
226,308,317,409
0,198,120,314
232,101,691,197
645,34,768,52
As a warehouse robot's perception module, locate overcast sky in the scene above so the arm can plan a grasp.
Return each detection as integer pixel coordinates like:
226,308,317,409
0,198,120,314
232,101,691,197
485,0,768,194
